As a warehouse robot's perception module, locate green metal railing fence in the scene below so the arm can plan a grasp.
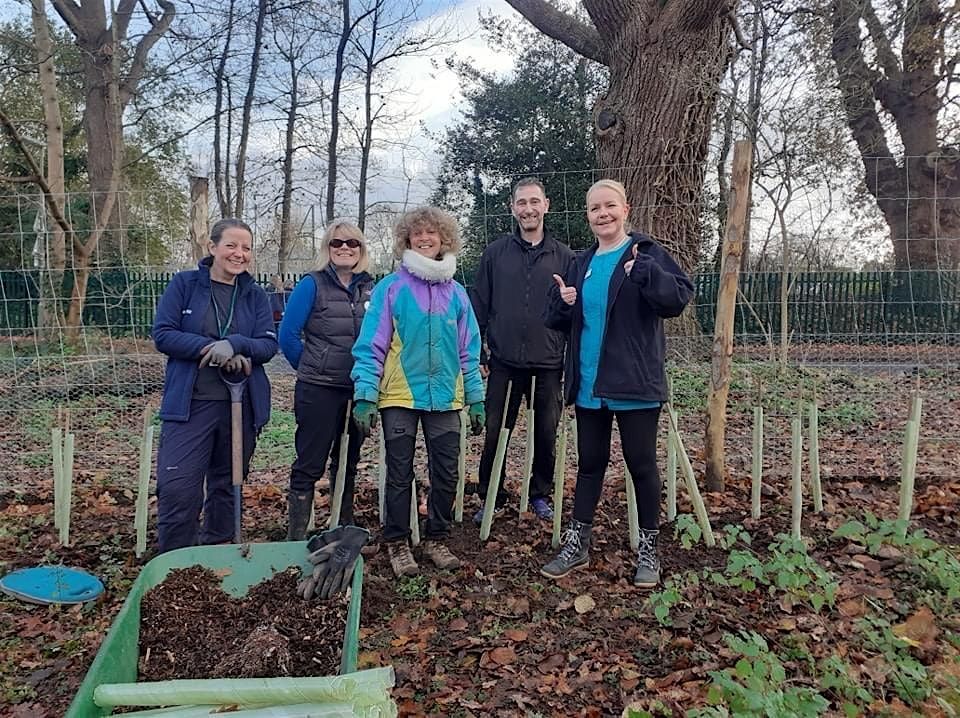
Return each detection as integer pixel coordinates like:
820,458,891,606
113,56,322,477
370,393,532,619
2,269,959,340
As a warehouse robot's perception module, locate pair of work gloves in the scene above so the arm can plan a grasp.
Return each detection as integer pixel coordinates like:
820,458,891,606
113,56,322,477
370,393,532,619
351,400,486,439
297,525,370,601
199,339,251,375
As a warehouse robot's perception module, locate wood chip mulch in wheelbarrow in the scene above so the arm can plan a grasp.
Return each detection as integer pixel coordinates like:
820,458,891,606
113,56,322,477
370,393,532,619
138,566,347,681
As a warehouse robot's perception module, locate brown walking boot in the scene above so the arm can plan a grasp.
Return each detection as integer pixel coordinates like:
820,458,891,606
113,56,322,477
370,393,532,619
387,541,419,578
420,540,461,570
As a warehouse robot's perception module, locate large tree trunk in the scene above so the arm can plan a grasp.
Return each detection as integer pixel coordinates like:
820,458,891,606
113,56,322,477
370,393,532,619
505,0,733,275
595,15,728,271
830,0,960,269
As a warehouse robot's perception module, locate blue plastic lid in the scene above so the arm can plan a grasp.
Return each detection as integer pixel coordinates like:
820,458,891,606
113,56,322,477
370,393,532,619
0,566,104,605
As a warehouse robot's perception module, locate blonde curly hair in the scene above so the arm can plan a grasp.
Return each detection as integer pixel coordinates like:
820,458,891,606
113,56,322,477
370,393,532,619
392,207,461,260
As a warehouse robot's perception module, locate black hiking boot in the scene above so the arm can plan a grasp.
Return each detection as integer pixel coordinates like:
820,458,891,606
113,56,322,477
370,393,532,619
633,528,661,588
541,519,591,579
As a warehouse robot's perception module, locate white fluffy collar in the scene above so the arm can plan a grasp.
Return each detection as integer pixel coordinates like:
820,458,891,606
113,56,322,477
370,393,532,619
401,249,457,282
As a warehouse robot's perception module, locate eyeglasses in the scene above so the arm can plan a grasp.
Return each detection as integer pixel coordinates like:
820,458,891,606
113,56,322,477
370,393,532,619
330,238,361,249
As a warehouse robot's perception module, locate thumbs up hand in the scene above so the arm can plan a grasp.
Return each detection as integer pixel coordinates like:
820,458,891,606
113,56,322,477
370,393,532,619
624,244,640,276
553,273,577,306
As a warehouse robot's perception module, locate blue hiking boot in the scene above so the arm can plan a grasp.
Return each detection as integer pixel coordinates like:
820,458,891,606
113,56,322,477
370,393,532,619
472,500,506,525
530,497,553,521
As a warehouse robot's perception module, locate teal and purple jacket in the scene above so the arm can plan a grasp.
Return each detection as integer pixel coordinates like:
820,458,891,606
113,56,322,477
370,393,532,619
351,251,484,411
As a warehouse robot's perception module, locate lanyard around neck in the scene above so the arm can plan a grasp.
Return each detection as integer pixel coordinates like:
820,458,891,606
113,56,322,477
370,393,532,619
212,282,239,338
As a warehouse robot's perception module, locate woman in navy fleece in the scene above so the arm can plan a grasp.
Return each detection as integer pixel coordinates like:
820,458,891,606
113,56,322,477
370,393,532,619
152,218,277,553
541,180,694,588
279,220,374,539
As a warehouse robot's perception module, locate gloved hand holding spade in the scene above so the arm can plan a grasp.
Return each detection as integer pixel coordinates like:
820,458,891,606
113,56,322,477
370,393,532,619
297,525,370,601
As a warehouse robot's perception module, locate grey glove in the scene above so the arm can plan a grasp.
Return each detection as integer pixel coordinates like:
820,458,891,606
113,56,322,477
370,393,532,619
199,339,235,368
222,354,252,376
297,525,370,601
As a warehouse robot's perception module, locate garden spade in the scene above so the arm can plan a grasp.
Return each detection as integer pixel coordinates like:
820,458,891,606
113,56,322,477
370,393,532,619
220,357,251,543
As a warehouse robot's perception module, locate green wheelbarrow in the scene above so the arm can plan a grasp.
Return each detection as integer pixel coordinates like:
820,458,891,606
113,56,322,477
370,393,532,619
65,541,365,718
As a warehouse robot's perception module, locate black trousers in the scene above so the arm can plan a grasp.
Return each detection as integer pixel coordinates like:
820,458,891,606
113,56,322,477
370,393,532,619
289,381,363,523
572,405,662,530
477,360,563,503
381,408,460,543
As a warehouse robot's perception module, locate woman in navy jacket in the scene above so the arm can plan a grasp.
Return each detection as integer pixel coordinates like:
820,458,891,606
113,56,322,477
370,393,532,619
541,180,694,588
279,220,374,539
153,218,278,553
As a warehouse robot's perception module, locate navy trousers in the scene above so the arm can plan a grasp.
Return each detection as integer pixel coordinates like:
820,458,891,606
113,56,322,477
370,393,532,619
155,397,256,553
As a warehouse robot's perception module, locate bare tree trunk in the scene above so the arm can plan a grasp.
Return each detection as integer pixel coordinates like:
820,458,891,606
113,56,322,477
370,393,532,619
50,0,175,237
189,176,209,264
234,0,269,219
325,0,353,224
31,0,66,333
704,141,752,492
357,45,375,230
213,0,236,218
278,55,298,274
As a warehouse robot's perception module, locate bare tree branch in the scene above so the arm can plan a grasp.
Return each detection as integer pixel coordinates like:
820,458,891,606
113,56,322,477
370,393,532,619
48,0,83,39
119,0,176,105
861,0,901,81
502,0,606,64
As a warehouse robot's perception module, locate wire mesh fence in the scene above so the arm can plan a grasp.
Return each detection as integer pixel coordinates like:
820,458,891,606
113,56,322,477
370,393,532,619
0,175,957,513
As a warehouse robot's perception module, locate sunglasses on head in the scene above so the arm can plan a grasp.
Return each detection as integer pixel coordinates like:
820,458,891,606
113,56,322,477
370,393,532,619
329,238,361,249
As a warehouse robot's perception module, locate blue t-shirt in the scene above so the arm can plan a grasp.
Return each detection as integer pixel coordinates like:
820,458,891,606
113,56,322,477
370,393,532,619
576,239,661,411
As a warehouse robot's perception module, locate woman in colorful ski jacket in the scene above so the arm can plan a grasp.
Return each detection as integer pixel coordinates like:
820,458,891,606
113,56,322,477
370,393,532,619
351,207,485,577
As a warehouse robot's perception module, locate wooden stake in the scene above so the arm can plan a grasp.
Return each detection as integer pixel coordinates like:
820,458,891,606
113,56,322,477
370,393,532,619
898,394,922,532
59,430,74,546
135,407,153,557
808,401,823,513
328,402,352,528
791,416,803,541
454,409,467,522
377,427,386,526
551,417,567,549
625,467,639,551
704,140,753,492
665,408,715,547
569,411,579,465
751,406,764,519
52,426,63,530
665,407,678,522
519,375,536,514
409,482,420,547
480,428,510,541
479,380,512,538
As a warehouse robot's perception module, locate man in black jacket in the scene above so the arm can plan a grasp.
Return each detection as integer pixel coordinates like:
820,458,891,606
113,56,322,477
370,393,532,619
470,178,575,522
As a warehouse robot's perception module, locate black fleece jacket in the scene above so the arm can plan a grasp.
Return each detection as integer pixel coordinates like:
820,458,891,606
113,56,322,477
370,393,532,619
470,230,575,370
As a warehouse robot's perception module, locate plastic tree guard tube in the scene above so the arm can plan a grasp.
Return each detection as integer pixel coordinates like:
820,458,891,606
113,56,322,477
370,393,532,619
94,667,395,709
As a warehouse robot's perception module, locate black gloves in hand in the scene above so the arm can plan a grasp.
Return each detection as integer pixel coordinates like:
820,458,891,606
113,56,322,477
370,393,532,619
297,525,370,601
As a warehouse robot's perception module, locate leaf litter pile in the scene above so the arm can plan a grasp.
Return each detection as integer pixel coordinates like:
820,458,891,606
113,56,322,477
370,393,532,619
138,566,347,680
